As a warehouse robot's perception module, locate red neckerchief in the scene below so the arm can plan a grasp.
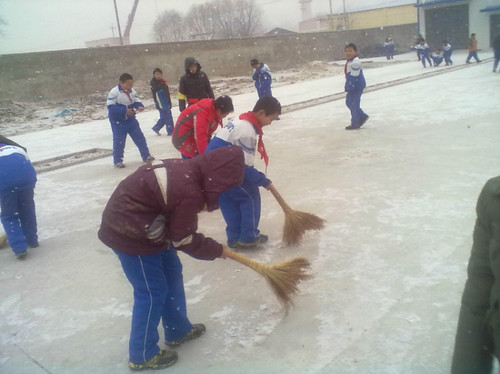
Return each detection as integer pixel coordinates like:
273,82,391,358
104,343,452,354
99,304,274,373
119,84,134,105
239,111,269,167
344,54,358,76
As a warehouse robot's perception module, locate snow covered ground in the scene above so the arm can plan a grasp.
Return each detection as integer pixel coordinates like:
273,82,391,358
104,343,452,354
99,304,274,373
1,50,499,374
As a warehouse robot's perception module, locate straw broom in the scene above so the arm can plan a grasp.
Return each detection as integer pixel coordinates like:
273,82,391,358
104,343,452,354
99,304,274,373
0,233,7,248
223,247,311,311
267,184,326,246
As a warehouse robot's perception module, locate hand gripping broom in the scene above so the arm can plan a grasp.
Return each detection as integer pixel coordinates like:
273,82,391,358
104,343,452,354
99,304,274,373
223,247,311,311
267,184,326,246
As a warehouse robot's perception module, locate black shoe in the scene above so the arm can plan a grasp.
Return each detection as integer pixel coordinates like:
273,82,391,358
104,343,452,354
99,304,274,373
360,115,369,127
115,162,125,168
227,240,239,249
166,324,206,347
237,234,269,248
28,242,39,248
16,251,27,260
345,125,361,130
128,350,178,371
152,128,161,136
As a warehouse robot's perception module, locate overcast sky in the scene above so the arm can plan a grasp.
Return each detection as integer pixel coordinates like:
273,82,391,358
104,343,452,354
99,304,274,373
0,0,412,54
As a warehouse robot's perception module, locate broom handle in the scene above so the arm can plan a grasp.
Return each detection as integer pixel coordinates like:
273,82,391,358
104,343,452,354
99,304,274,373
267,183,294,213
223,246,268,273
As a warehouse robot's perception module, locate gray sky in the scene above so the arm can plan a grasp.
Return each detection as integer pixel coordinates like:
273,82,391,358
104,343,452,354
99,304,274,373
0,0,409,54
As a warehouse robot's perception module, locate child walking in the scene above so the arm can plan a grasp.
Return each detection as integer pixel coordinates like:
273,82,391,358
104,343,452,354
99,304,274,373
205,96,281,249
150,68,175,136
443,41,453,66
344,43,369,130
107,73,154,168
250,58,273,98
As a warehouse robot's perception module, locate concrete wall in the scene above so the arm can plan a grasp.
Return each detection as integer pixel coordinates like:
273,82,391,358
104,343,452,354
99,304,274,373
0,24,417,102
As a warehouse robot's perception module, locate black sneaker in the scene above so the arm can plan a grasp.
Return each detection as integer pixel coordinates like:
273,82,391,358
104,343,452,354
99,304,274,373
128,350,178,371
165,323,206,347
152,128,161,136
28,242,39,248
16,251,27,260
345,125,361,130
360,115,369,127
237,234,269,248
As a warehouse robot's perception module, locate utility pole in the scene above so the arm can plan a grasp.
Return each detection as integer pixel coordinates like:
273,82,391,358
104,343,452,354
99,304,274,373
342,0,349,30
329,0,332,15
113,0,123,45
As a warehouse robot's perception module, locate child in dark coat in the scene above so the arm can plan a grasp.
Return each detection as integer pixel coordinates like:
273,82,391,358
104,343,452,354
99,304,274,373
178,57,214,112
344,43,369,130
98,146,244,371
150,68,175,136
0,135,38,259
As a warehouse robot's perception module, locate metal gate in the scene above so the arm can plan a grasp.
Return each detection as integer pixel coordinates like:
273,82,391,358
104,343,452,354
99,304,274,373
425,4,469,50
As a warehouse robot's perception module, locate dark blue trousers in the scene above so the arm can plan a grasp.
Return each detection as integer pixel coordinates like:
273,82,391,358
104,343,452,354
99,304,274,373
114,248,192,364
111,118,150,165
152,109,174,135
219,184,261,243
466,51,480,63
345,91,367,128
257,86,272,98
0,187,37,254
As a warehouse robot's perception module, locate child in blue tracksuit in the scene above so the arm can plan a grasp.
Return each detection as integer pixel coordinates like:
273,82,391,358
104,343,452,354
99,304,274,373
205,96,281,248
251,59,273,98
107,73,153,168
0,135,38,259
431,49,444,67
414,40,432,67
344,43,369,130
150,68,175,136
443,41,453,66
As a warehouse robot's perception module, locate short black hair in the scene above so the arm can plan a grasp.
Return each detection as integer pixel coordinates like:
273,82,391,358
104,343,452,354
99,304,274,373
214,95,234,114
253,96,281,116
119,73,133,82
250,58,259,66
345,43,357,52
153,68,162,74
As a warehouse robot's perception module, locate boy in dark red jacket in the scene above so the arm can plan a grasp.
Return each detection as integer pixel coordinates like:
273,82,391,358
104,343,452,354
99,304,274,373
172,96,233,159
150,68,175,136
98,146,244,371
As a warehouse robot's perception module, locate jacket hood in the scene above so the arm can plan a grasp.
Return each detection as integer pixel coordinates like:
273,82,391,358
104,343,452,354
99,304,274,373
191,146,244,211
185,57,201,75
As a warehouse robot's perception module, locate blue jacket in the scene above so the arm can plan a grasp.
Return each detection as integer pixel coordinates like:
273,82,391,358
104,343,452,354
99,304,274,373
252,63,272,91
344,57,366,93
106,84,144,124
0,142,37,191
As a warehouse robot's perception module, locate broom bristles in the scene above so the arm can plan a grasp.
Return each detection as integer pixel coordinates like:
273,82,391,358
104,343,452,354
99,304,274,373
225,249,311,311
283,210,326,246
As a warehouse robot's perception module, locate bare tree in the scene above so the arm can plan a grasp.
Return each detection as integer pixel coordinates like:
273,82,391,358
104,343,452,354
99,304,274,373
212,0,262,38
186,3,216,40
152,10,186,42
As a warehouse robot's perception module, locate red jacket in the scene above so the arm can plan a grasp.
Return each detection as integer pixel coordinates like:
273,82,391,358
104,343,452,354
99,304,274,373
98,146,244,259
172,98,221,158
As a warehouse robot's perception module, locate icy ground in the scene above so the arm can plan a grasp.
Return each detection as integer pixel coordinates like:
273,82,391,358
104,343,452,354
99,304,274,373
1,50,499,374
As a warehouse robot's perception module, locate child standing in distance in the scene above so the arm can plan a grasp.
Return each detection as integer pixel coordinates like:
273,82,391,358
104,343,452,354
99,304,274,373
250,58,273,98
150,68,175,136
205,96,281,249
0,135,38,259
443,41,453,66
414,39,432,67
178,57,214,112
344,43,369,130
431,49,444,67
466,33,482,64
172,96,234,159
107,73,154,168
